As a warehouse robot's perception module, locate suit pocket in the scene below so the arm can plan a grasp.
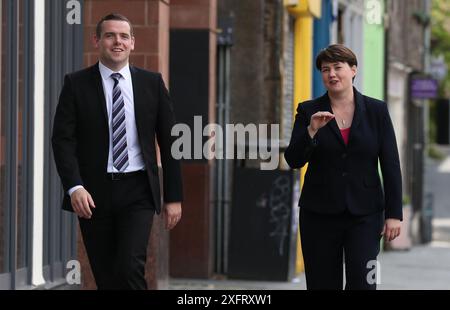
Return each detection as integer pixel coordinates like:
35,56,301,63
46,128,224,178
364,175,380,188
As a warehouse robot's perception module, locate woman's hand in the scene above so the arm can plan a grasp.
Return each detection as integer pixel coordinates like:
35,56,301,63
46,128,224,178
382,218,402,242
308,111,335,138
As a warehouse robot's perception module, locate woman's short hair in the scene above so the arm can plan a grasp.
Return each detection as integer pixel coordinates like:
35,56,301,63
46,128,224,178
315,44,358,70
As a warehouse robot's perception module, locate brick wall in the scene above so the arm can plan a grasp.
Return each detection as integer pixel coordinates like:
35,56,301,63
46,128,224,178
84,0,170,79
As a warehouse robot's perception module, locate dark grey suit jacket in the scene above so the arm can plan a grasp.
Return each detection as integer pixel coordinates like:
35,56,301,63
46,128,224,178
52,63,183,214
284,88,402,220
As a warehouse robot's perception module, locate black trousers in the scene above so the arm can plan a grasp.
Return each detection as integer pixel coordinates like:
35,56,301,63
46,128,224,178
79,171,155,290
299,207,383,290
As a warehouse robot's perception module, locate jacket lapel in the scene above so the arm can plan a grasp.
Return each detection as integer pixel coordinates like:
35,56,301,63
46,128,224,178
319,87,366,148
91,63,108,123
130,66,145,138
347,88,365,145
319,93,346,147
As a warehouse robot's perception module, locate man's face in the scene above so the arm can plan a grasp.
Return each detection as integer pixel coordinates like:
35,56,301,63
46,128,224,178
95,20,135,70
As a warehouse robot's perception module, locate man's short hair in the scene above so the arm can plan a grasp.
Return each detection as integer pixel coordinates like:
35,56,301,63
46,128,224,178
315,44,358,70
96,13,134,38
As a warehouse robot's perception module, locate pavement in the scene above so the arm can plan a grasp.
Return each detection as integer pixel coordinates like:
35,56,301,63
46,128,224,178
426,145,450,242
169,242,450,290
169,145,450,290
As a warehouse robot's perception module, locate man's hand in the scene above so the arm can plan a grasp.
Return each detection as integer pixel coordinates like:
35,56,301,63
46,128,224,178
71,188,96,219
163,202,182,230
381,218,401,242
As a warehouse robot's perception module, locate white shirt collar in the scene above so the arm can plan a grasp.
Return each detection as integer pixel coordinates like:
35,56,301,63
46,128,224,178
98,61,131,82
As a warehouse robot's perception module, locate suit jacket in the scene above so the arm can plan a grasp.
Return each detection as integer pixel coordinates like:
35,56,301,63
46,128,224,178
52,63,183,214
284,88,402,220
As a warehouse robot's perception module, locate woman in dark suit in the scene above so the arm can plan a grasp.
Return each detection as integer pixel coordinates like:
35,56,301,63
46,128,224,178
284,44,402,290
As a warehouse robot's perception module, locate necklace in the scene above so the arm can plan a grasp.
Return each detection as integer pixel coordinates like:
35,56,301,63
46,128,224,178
333,110,346,127
332,107,351,128
331,101,354,128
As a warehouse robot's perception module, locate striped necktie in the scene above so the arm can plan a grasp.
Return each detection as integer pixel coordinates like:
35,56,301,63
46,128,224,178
110,73,129,172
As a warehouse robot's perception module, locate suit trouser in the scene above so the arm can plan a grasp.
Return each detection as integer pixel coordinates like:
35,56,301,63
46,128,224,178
299,207,383,290
79,171,155,290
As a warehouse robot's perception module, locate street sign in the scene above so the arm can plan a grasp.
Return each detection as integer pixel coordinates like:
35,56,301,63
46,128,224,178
410,77,438,99
430,55,448,81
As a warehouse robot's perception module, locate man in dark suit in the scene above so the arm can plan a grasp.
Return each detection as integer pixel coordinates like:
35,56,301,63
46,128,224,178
52,13,183,290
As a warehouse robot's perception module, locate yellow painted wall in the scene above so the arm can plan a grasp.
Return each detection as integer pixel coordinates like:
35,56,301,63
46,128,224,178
285,0,320,274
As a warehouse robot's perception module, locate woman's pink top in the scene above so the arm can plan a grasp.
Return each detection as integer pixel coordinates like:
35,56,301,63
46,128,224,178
340,127,351,145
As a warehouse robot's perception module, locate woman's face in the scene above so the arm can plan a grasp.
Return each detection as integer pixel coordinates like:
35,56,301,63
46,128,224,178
320,61,357,94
